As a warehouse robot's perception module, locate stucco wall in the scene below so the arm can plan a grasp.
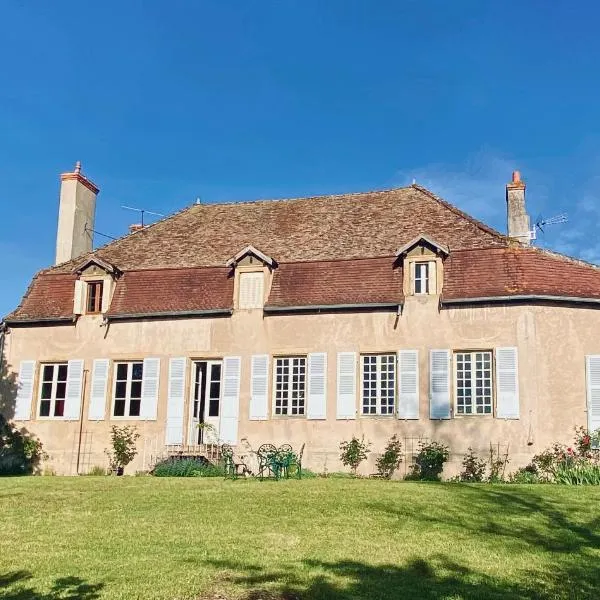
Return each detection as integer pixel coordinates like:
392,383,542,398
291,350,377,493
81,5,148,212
2,298,598,476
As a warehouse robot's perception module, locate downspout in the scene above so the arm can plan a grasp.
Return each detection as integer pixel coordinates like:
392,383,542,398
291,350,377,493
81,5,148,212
75,368,89,475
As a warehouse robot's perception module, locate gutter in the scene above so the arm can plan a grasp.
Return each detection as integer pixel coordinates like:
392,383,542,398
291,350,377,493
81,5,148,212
442,294,600,306
106,308,233,321
264,302,402,313
3,316,75,325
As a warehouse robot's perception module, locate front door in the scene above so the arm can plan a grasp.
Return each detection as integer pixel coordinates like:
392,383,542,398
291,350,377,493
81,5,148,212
189,360,222,444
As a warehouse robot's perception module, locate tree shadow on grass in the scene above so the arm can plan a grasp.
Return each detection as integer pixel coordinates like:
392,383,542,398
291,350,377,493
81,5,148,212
203,555,565,600
0,571,103,600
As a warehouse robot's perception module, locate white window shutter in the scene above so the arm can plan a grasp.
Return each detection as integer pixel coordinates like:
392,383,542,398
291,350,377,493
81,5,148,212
239,272,264,309
101,279,112,313
220,356,241,443
14,360,36,421
165,357,187,444
496,347,520,419
336,352,357,419
586,356,600,433
88,359,109,420
64,359,84,420
249,354,269,421
73,280,85,315
307,352,327,420
430,350,451,419
398,350,419,419
140,358,160,420
428,261,437,294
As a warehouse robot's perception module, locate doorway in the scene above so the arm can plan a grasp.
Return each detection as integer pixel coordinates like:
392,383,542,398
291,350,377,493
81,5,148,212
189,360,222,444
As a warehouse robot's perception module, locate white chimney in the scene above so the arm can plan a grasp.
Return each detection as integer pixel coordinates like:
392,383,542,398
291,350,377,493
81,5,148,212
506,170,531,246
55,161,99,265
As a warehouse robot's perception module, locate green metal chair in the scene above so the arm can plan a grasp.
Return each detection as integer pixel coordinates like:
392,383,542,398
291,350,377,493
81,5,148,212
257,443,279,480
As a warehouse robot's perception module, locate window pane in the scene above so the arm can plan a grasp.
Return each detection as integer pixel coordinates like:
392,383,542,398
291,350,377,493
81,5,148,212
132,363,144,380
54,399,65,417
114,399,126,417
130,381,142,399
43,365,54,381
39,400,51,417
361,355,377,414
115,381,127,399
209,399,219,417
41,382,52,400
129,399,141,417
209,381,221,399
211,364,221,381
380,354,396,415
57,364,68,381
116,363,128,380
55,382,67,400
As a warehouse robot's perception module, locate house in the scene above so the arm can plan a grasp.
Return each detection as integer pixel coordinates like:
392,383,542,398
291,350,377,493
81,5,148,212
2,163,600,475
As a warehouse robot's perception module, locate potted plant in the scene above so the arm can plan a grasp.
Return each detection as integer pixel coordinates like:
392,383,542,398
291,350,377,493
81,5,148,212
105,425,139,475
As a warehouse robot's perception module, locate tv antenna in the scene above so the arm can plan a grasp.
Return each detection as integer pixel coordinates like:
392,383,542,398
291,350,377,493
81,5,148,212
529,213,568,242
121,205,165,227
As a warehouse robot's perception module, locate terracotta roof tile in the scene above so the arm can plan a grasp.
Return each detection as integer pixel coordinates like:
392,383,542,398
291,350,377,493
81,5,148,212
443,248,600,300
49,185,507,273
107,268,233,316
267,258,403,308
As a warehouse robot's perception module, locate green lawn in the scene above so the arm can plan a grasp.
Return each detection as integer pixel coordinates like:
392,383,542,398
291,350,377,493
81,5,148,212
1,478,599,600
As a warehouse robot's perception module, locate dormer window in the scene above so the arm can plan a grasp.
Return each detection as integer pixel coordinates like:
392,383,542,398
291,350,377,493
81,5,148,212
414,262,430,295
86,281,104,313
238,272,264,309
226,245,276,311
396,234,448,297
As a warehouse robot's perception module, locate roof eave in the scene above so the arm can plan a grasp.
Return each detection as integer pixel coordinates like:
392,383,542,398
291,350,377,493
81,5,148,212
441,294,600,306
106,308,233,321
264,302,402,313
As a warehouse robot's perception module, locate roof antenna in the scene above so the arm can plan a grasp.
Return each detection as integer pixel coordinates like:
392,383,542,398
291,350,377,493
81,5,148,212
121,205,165,227
528,212,568,243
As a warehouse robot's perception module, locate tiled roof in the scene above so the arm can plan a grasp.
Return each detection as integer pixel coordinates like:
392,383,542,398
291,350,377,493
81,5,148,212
6,185,600,323
266,257,403,308
49,185,507,273
5,273,77,322
442,248,600,301
107,268,234,317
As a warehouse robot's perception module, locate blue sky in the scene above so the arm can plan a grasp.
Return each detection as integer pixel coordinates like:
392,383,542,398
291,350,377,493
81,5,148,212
1,1,600,317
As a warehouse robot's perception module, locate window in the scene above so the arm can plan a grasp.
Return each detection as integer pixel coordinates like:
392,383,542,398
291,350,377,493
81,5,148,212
86,281,103,313
414,263,429,294
39,363,68,417
238,272,264,309
361,354,396,415
274,357,306,416
113,362,143,417
455,351,493,415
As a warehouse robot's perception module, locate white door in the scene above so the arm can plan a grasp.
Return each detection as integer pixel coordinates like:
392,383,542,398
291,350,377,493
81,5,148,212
189,361,222,444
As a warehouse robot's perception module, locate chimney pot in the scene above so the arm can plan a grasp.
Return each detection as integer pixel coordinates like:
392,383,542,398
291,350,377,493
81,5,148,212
512,170,521,183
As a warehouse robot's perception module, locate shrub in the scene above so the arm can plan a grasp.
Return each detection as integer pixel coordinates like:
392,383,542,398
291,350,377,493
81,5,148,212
509,465,541,484
153,457,225,477
339,436,371,476
488,444,510,483
375,435,403,479
85,466,108,476
553,461,600,485
406,441,449,481
458,447,486,482
105,425,139,474
0,415,47,475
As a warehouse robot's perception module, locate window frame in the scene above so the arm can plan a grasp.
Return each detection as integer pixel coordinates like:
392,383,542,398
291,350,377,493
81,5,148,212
86,280,104,314
112,361,144,419
360,353,397,416
272,355,307,417
414,262,429,295
453,350,494,416
38,362,68,419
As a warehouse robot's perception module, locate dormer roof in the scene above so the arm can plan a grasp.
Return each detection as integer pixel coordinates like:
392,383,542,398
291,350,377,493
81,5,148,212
225,245,276,268
73,256,120,276
395,234,450,258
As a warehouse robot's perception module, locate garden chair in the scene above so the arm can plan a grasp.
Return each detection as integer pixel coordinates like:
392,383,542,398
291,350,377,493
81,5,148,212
257,443,279,480
220,444,248,479
288,443,305,479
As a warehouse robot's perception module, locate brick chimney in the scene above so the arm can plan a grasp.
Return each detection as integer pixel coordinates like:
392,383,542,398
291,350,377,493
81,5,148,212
55,162,99,265
506,171,531,246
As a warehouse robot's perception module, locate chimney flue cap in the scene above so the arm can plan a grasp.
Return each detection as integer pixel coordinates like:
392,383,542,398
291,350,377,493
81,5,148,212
74,161,82,175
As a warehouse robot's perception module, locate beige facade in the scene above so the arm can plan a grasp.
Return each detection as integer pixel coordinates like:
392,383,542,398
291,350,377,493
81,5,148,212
3,296,598,476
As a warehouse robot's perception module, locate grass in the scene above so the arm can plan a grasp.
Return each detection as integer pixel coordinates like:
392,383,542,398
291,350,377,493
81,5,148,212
1,478,599,599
